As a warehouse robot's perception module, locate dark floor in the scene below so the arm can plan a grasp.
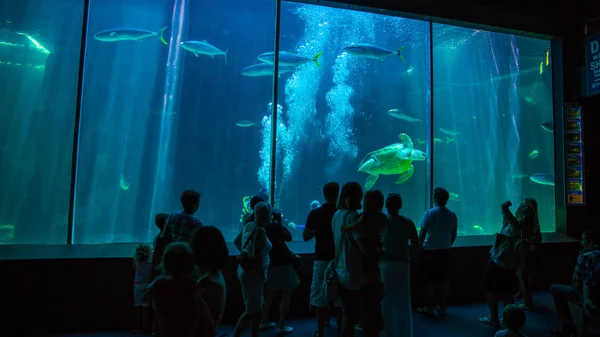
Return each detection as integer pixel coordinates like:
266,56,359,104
53,292,574,337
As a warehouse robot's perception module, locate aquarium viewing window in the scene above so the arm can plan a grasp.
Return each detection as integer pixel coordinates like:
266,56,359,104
0,0,562,249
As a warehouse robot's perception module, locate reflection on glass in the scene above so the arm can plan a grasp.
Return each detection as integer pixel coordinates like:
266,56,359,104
269,3,430,240
432,25,555,235
74,0,275,243
0,1,83,244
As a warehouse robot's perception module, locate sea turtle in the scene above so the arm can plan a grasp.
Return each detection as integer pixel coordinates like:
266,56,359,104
358,133,427,190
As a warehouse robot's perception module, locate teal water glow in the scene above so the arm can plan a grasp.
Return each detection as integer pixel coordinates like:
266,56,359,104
0,0,555,244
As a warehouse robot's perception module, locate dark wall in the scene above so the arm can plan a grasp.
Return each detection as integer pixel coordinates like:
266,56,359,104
323,0,597,37
3,241,579,336
560,14,600,238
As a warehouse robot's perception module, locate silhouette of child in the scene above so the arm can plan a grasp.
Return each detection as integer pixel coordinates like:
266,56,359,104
495,304,528,337
342,190,386,266
144,242,214,337
133,243,153,332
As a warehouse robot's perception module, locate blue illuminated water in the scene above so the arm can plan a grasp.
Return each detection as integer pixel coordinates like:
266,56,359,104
0,0,554,244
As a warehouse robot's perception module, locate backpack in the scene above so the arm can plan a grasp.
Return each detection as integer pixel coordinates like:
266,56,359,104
490,225,523,270
236,227,261,272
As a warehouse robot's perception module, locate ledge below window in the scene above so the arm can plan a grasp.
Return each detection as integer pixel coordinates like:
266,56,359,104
0,232,577,260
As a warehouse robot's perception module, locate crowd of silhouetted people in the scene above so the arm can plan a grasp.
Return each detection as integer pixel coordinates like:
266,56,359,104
131,184,600,337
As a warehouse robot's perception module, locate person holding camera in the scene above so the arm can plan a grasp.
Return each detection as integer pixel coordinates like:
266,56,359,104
479,199,536,328
259,209,300,335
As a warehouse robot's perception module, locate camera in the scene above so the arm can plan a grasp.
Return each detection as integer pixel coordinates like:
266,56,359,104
272,210,283,223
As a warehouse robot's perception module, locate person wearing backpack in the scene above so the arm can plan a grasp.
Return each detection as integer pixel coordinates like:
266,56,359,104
233,202,273,337
479,200,537,328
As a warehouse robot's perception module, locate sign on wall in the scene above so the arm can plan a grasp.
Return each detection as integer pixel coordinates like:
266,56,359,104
564,103,585,206
585,33,600,97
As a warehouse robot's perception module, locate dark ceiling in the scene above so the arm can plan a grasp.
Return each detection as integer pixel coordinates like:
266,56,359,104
304,0,600,37
2,0,599,38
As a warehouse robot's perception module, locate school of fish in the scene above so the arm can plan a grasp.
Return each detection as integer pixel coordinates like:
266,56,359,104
93,26,555,191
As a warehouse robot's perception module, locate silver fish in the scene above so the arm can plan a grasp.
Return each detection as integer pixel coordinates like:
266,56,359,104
180,40,228,64
94,27,168,45
387,109,422,123
438,127,461,136
258,51,323,68
529,173,555,186
235,120,255,127
541,121,553,133
343,43,405,62
241,63,296,77
512,172,529,179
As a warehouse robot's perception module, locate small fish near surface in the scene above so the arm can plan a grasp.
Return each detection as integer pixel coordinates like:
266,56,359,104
241,63,297,77
541,121,553,133
438,127,461,137
539,49,550,74
94,27,168,45
257,51,323,68
343,43,406,62
529,173,555,186
449,192,461,202
235,120,255,127
180,40,228,64
387,109,422,123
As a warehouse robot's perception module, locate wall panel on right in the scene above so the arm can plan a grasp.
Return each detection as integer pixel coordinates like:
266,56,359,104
432,24,555,235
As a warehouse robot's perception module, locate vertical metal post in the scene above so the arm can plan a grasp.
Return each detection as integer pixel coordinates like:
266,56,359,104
269,0,282,207
66,0,91,244
551,38,567,234
427,20,435,208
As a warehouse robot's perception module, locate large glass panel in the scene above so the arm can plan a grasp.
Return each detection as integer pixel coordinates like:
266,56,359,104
0,0,83,244
267,2,430,240
74,0,275,243
432,25,555,235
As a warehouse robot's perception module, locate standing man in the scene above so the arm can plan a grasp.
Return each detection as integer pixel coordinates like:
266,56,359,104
303,182,341,337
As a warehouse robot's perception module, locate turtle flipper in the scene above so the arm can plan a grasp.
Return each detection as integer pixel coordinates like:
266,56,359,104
358,158,376,172
398,133,414,149
365,174,379,190
395,165,414,184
